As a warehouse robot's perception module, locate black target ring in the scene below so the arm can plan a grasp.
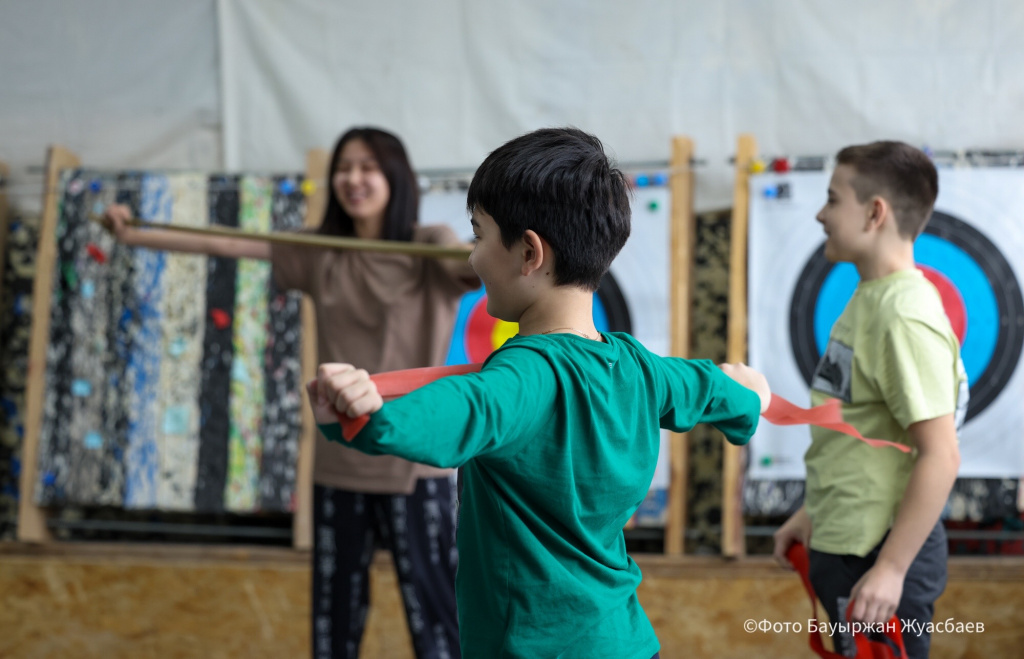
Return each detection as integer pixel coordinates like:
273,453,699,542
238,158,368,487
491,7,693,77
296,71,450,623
596,270,632,334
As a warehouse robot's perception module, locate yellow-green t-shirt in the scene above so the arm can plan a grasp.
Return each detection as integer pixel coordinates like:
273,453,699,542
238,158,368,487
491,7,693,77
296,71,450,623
805,268,968,556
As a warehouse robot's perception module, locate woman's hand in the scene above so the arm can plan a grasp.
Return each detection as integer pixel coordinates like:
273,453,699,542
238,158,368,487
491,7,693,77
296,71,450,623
101,204,133,242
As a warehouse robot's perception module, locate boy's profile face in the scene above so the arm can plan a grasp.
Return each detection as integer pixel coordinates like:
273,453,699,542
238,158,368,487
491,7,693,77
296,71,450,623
469,208,523,322
816,164,872,263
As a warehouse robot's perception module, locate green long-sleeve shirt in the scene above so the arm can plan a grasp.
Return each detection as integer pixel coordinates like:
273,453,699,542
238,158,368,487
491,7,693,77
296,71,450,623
319,332,760,658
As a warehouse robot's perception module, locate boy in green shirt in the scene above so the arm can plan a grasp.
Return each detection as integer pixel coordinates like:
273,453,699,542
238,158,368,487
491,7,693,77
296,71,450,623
773,141,965,659
308,127,770,658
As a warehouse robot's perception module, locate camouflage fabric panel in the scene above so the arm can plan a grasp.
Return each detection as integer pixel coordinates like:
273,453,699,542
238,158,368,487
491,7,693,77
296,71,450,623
123,174,170,508
744,478,1021,524
0,210,39,537
154,174,207,510
225,176,271,512
258,176,305,512
743,480,805,517
61,175,120,505
687,210,731,553
946,478,1019,521
193,175,239,513
99,172,145,507
36,171,82,504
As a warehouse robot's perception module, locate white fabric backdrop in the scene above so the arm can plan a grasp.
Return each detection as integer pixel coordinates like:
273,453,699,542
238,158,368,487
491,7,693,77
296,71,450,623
3,0,1024,212
218,0,1024,210
0,0,220,211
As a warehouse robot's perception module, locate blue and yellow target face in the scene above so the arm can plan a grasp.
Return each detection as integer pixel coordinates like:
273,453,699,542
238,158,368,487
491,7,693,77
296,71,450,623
445,271,632,365
790,211,1024,421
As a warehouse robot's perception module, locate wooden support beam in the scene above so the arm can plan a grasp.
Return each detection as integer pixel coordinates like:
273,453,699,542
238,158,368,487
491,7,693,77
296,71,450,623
292,149,329,550
665,136,696,555
18,145,81,542
723,134,758,558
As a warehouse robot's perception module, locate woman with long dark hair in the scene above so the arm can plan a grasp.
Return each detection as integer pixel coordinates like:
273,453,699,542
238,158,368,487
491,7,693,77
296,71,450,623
105,127,476,658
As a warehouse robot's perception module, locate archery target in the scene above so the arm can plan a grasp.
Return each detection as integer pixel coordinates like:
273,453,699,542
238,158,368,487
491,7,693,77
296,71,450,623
418,186,669,363
442,271,633,365
790,211,1023,422
749,170,1024,480
419,184,673,522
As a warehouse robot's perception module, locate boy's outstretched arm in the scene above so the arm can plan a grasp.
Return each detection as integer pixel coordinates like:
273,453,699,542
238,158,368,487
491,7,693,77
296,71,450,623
657,358,767,445
306,350,553,468
847,413,960,625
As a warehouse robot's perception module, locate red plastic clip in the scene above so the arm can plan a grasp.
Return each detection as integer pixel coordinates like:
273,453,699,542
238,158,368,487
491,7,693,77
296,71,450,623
86,243,108,264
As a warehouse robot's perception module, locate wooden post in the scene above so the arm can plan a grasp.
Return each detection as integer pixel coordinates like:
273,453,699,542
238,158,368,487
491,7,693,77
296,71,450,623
18,146,81,542
665,136,696,555
292,149,328,550
0,161,9,310
723,134,757,558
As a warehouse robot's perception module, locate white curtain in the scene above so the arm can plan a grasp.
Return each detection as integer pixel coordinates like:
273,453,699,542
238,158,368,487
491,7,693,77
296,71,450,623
0,0,220,211
2,1,1024,212
218,0,1024,210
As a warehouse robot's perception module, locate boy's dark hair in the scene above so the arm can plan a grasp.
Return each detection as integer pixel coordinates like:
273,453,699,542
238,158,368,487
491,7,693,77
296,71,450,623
467,127,631,291
836,141,938,238
319,127,418,241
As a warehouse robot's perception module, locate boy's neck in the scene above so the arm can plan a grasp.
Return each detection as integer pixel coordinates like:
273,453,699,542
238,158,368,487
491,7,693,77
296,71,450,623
854,240,915,282
516,287,600,339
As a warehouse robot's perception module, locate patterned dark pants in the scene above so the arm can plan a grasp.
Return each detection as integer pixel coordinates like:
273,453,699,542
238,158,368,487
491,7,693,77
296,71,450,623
312,478,461,659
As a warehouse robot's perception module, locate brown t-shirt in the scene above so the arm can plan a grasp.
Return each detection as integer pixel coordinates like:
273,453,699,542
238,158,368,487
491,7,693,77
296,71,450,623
270,224,478,494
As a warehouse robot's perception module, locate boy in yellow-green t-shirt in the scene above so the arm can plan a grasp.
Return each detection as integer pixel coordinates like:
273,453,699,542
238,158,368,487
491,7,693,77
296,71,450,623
773,141,966,659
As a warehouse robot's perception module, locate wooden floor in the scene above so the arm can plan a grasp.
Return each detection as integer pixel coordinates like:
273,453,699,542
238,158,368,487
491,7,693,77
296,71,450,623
1,542,1022,658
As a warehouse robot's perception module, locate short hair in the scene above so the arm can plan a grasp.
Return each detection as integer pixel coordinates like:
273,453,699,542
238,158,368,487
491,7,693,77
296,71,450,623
466,127,631,291
835,141,938,238
319,127,418,241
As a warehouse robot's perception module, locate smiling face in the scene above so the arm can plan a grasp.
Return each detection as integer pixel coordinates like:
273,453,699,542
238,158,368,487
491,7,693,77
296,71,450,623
331,138,391,237
816,164,873,263
468,208,524,322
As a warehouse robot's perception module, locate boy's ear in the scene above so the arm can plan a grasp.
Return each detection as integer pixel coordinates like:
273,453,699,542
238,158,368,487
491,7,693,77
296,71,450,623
520,229,548,276
866,196,889,231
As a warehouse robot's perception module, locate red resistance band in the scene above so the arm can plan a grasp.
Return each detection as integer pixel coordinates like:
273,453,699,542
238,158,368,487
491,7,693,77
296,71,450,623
763,396,911,453
336,364,482,439
329,367,912,658
787,543,906,659
333,364,911,454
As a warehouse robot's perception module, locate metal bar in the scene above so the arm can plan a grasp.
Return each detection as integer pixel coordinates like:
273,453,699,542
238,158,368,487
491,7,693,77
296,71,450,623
46,519,293,539
744,525,1024,541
